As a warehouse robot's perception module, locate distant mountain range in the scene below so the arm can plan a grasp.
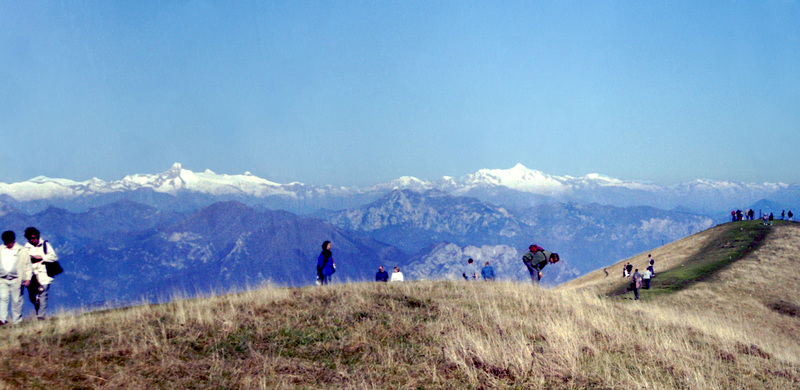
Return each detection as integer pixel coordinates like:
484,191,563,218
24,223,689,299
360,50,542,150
0,164,795,310
0,200,405,309
2,163,798,216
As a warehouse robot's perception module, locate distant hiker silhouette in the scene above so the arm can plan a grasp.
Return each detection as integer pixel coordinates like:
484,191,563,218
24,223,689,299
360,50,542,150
481,261,495,281
316,241,335,285
631,269,642,300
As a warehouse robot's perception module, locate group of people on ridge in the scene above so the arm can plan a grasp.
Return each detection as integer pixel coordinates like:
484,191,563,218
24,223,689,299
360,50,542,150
625,254,655,300
730,209,794,224
317,240,560,285
0,227,59,325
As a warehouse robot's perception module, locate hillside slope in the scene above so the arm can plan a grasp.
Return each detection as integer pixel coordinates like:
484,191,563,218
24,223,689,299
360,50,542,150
562,220,778,296
561,220,800,361
0,222,797,389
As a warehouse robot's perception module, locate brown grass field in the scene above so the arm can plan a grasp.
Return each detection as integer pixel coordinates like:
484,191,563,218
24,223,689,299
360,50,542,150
0,220,797,389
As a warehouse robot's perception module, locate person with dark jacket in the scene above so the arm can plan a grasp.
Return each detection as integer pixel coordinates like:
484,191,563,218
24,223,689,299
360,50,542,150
522,244,557,283
316,241,335,285
375,266,389,282
631,269,642,300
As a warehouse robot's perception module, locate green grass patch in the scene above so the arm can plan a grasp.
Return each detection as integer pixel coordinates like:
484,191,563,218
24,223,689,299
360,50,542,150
613,221,773,298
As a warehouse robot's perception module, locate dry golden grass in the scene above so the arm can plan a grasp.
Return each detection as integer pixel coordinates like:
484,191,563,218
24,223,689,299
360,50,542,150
0,222,798,389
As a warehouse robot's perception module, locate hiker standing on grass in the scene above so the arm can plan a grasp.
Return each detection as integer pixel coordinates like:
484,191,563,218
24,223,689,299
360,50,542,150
375,266,389,282
462,258,479,281
522,244,559,284
0,231,31,325
24,227,58,320
642,268,652,289
789,211,794,221
480,261,495,281
390,267,404,282
316,241,335,285
625,262,633,278
769,213,774,225
631,269,642,300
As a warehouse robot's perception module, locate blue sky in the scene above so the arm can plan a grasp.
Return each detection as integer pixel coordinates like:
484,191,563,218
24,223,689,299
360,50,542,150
2,1,798,186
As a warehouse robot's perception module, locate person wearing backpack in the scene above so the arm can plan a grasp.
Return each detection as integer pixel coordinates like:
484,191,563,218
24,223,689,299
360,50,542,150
24,227,58,320
0,231,32,325
522,244,559,284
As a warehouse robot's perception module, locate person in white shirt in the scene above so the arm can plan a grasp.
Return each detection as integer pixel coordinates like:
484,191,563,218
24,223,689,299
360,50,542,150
390,267,404,282
24,227,58,320
462,258,479,281
0,231,31,325
642,268,652,289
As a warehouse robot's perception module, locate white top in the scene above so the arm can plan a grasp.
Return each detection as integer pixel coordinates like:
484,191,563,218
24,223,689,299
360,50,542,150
0,243,31,280
25,240,58,285
390,271,404,282
0,245,18,273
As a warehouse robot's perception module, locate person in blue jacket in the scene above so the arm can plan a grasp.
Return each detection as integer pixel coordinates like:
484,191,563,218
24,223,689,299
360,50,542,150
481,261,496,281
316,240,335,285
375,266,389,282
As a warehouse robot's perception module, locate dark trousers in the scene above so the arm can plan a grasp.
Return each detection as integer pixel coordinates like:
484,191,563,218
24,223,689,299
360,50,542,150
27,275,40,309
644,278,651,289
319,274,332,285
523,262,540,283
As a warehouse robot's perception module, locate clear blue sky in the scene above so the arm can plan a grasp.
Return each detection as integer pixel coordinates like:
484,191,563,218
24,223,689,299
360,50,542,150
2,1,799,186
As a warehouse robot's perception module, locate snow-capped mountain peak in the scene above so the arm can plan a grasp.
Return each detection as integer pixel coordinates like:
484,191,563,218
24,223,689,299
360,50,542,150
1,163,797,217
370,176,433,192
0,163,294,201
460,164,568,194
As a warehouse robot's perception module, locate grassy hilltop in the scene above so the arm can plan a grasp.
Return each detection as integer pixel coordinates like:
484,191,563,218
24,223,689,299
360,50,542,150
0,221,798,389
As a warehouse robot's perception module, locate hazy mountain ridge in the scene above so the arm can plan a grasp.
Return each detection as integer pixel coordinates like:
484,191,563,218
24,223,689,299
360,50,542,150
0,164,789,309
315,189,714,288
0,201,408,309
0,192,714,309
